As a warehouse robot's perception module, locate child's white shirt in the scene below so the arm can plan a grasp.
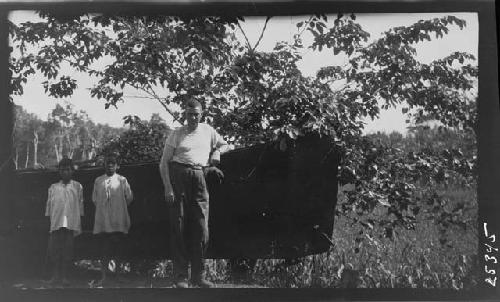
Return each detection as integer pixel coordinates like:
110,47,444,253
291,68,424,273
45,180,84,236
92,173,133,234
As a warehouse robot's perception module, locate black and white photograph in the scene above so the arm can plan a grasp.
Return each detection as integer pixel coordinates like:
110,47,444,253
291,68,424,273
0,0,498,300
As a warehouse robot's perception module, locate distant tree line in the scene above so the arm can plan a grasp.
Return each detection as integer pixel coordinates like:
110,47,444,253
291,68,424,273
13,103,121,169
13,103,173,169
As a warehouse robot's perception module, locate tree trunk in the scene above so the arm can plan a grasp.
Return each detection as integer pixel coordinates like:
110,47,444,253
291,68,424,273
88,148,95,161
88,139,96,162
65,133,73,159
55,142,61,163
14,147,18,170
24,142,29,169
54,130,65,163
81,143,88,161
33,130,38,168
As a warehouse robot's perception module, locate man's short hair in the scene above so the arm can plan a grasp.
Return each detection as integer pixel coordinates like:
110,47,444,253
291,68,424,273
185,99,203,111
58,157,74,170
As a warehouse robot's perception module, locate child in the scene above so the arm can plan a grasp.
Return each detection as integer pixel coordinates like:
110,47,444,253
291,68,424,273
45,157,84,286
92,154,133,286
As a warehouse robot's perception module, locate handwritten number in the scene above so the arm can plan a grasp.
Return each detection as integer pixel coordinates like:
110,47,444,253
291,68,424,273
484,223,496,243
485,243,499,253
483,223,498,287
485,277,497,287
485,266,496,275
485,254,498,264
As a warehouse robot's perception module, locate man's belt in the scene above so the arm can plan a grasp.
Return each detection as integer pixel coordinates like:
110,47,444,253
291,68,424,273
170,161,205,170
170,161,224,184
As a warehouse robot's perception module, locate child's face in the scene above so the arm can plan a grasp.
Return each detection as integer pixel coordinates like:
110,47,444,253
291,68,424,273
59,166,73,183
105,159,118,176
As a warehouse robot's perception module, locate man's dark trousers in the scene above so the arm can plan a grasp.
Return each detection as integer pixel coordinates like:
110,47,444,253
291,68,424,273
168,162,209,282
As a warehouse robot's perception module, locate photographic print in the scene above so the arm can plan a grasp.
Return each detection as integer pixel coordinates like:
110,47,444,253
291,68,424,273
0,1,497,300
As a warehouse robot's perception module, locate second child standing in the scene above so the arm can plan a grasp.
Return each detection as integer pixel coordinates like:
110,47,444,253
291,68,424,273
92,154,133,285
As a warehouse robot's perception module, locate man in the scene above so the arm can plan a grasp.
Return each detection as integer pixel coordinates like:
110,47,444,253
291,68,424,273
159,99,227,288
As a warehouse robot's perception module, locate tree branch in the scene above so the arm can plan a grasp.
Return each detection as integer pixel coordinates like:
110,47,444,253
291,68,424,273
123,95,158,99
61,58,103,77
297,15,315,38
237,21,252,51
252,16,272,52
133,84,181,123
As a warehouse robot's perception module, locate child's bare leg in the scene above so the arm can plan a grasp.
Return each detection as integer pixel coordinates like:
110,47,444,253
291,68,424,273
61,259,71,286
115,260,127,283
61,265,69,286
113,234,126,283
61,230,73,286
48,260,60,284
96,234,109,286
98,258,108,285
45,232,60,284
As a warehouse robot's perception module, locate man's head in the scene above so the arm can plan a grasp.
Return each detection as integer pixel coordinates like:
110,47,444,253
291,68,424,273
184,99,203,130
104,153,119,176
58,157,74,183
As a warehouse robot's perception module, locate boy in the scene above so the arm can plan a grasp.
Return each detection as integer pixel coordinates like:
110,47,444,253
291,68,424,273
92,154,133,286
45,157,84,286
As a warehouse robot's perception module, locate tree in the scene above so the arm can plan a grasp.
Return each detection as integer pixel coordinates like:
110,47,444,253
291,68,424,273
9,13,476,138
47,102,82,161
9,14,242,122
13,103,124,168
13,105,45,169
99,114,171,163
44,102,127,165
9,12,477,238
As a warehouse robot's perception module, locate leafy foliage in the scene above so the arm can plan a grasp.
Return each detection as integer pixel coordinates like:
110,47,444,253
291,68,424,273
337,126,476,246
98,114,171,164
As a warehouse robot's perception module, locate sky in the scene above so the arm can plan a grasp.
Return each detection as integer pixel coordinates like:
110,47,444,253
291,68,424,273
9,11,478,134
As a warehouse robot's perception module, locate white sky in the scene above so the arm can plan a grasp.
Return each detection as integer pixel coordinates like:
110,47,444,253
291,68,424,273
9,11,478,134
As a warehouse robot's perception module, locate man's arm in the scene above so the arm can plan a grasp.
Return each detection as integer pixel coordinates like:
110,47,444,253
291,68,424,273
210,129,229,166
159,138,175,204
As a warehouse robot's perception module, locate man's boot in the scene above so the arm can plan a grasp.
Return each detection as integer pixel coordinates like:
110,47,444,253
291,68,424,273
190,276,214,288
191,257,214,288
190,264,214,288
175,278,189,288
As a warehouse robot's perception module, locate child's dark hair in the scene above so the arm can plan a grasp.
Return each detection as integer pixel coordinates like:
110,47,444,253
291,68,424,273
58,157,74,170
104,153,120,165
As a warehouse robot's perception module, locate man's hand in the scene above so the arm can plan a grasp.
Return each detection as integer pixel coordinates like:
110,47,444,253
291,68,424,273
165,190,175,205
204,166,224,184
